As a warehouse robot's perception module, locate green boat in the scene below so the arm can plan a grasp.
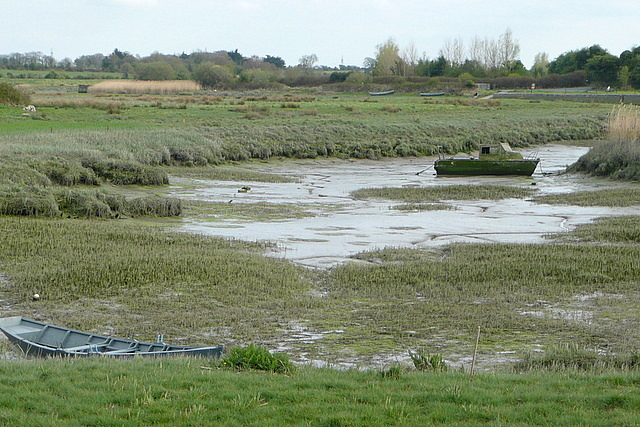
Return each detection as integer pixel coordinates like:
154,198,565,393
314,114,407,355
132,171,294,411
434,143,539,176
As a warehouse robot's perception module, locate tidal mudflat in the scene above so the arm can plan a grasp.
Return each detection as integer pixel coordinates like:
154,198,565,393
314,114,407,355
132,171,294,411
172,144,637,268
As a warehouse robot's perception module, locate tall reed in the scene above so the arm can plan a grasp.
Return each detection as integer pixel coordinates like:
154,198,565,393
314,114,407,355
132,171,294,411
608,104,640,142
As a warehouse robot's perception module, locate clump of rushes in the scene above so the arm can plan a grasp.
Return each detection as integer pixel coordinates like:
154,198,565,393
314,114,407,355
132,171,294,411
220,345,295,374
34,157,100,186
0,187,59,216
81,158,168,185
126,196,181,217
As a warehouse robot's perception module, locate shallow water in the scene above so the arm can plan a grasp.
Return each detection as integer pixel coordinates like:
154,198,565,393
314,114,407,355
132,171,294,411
172,144,638,268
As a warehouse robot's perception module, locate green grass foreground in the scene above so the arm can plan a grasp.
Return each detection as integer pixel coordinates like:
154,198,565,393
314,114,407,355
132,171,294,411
0,358,638,426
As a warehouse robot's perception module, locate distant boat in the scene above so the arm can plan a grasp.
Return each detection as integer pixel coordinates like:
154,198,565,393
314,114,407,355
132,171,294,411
0,316,224,358
434,143,540,176
369,90,395,96
420,92,445,97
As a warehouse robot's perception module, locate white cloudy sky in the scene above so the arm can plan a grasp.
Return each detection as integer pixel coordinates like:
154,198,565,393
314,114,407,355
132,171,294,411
3,0,638,68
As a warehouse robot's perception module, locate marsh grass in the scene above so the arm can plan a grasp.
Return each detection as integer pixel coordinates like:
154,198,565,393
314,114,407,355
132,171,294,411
534,187,640,207
391,202,455,211
166,165,295,183
183,200,316,221
514,343,640,372
549,215,640,244
0,217,313,343
352,184,535,202
3,213,639,364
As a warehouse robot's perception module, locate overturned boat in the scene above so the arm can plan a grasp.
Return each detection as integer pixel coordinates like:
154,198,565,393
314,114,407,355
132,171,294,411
434,143,540,176
0,316,223,358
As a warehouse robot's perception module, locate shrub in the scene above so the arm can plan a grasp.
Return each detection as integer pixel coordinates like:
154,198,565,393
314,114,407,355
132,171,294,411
0,82,30,106
221,345,294,374
81,158,169,185
126,196,181,217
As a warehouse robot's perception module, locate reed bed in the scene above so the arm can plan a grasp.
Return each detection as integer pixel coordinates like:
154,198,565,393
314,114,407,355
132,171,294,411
608,104,640,142
88,80,201,95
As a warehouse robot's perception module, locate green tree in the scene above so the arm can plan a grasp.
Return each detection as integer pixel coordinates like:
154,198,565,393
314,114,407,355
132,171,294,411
531,52,549,78
264,55,285,68
135,62,177,80
585,54,619,86
192,62,233,88
102,48,137,72
374,38,401,76
619,66,630,89
227,49,245,66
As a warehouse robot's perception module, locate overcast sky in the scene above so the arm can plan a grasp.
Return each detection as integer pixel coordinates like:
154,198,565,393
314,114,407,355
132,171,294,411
3,0,638,68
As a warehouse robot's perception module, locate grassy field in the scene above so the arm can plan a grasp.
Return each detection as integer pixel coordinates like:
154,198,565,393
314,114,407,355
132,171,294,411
0,357,639,426
1,78,639,424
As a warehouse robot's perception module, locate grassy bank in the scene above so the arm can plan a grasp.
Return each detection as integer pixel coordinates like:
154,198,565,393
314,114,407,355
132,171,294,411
0,357,638,426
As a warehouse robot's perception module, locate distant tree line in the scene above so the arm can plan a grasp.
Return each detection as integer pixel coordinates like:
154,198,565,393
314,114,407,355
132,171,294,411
366,29,640,89
1,36,639,89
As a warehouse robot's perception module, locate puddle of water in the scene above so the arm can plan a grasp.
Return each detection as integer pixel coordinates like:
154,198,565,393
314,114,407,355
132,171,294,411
172,144,638,268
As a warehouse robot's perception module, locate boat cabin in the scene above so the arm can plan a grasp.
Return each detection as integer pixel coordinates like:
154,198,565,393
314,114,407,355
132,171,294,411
478,143,523,160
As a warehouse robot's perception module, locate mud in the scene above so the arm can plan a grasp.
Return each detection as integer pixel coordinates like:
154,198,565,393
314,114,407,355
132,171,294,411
173,144,637,268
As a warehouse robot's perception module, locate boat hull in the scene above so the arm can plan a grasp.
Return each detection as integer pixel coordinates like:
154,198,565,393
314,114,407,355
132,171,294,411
434,158,539,176
0,316,223,358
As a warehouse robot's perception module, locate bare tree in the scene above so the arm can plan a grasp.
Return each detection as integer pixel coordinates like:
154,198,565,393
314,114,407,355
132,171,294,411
298,54,318,69
401,42,419,76
483,37,500,70
439,37,465,67
468,36,485,65
498,28,520,70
